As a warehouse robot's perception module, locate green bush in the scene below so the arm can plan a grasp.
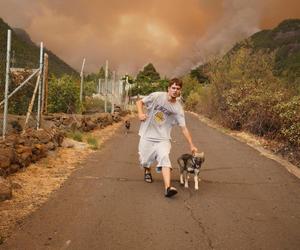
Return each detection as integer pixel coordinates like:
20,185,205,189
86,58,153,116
84,80,98,96
187,47,300,148
275,96,300,146
182,76,201,100
84,96,105,113
48,75,80,113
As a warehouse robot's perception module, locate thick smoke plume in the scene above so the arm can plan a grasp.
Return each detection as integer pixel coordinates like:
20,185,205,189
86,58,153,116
0,0,299,76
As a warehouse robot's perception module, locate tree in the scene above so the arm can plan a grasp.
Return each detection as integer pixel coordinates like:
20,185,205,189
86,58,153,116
48,75,80,113
136,63,160,83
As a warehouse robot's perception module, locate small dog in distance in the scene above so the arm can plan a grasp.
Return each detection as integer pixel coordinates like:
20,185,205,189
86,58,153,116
125,120,131,134
177,152,205,190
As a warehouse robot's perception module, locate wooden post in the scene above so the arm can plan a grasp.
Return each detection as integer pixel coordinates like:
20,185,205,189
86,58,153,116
23,71,41,132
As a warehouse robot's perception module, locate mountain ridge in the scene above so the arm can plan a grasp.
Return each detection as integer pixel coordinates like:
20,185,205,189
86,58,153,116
191,19,300,84
0,17,79,82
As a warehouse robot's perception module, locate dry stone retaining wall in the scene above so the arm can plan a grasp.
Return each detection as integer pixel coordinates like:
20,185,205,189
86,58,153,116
0,111,129,201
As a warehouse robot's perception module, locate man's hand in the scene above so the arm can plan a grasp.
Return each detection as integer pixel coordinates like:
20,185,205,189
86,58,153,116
190,145,198,155
138,113,148,121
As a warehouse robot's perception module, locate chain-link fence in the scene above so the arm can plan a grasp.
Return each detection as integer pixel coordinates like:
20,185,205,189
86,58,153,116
1,28,130,138
0,29,43,138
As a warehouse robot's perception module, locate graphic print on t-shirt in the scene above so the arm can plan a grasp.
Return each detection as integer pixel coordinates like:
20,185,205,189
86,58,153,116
153,104,173,125
154,111,165,124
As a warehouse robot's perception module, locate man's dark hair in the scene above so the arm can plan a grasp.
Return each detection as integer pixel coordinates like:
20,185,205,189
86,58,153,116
168,78,183,88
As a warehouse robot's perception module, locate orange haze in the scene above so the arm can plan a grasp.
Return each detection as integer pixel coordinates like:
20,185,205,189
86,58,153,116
0,0,299,76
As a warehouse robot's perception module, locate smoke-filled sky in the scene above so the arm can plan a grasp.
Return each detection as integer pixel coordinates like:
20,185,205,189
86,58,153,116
0,0,299,77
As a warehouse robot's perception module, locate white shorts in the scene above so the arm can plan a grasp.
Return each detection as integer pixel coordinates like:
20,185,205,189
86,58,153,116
138,138,172,173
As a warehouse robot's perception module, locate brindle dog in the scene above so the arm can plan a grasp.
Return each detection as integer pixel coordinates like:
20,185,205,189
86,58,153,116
177,152,205,190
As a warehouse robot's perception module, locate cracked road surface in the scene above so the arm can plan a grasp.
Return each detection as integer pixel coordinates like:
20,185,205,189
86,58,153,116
1,114,300,249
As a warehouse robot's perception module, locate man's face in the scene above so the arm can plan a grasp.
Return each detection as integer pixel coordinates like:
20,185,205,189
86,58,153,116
168,83,181,99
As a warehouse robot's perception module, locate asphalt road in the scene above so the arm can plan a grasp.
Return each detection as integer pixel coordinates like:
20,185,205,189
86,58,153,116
1,113,300,250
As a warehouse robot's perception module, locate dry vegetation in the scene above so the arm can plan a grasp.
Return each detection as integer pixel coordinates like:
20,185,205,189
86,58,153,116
183,48,300,167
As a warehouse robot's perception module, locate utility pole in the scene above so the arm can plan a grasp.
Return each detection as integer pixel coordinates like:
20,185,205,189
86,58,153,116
80,58,86,104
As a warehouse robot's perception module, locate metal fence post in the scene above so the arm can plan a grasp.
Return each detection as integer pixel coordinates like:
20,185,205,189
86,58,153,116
111,71,115,113
125,75,129,110
2,29,11,140
42,53,49,114
98,79,101,94
37,42,44,129
104,60,108,113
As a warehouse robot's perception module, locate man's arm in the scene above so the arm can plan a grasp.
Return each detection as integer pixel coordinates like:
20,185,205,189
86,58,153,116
136,99,147,121
181,126,198,154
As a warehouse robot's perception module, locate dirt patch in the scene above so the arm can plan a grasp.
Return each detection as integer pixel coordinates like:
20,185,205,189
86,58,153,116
0,117,129,242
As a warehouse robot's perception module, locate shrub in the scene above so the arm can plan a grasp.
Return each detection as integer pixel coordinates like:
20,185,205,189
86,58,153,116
275,96,300,146
84,96,105,113
186,47,300,148
87,136,99,150
48,75,80,113
67,130,83,142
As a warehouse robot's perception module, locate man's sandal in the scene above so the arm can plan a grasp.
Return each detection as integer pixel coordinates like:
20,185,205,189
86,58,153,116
144,171,153,183
165,187,178,197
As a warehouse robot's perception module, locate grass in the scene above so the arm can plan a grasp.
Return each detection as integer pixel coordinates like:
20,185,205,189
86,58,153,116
67,130,83,142
87,136,99,150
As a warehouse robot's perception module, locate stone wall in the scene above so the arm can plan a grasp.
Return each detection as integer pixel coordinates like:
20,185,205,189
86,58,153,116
0,111,130,201
0,128,64,177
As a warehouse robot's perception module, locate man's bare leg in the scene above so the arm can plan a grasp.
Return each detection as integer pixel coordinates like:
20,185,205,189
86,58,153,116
162,167,171,189
162,167,177,197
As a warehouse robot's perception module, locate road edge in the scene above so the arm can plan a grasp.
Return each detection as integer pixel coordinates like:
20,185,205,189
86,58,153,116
188,111,300,179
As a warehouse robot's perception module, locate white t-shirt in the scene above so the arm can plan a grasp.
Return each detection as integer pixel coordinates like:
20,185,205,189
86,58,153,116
139,92,186,141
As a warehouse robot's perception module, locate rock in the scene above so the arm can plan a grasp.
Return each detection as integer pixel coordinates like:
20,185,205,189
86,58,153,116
0,168,6,177
84,120,97,131
3,134,19,147
11,182,22,189
32,144,47,162
16,146,32,167
53,132,64,147
34,130,52,144
8,164,21,174
0,155,11,169
33,144,47,157
0,147,15,176
15,145,32,154
61,138,75,148
46,142,56,150
0,177,12,202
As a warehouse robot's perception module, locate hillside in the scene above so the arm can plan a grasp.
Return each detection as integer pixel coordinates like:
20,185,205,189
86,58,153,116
191,19,300,84
0,17,79,85
233,19,300,81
